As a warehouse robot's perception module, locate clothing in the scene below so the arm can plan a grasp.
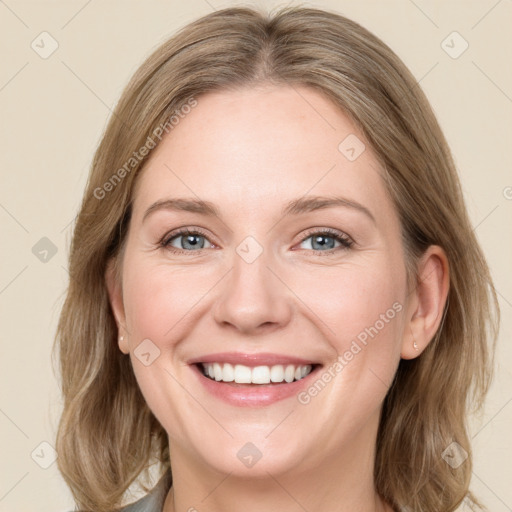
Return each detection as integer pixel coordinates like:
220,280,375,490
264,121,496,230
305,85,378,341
69,470,172,512
118,470,172,512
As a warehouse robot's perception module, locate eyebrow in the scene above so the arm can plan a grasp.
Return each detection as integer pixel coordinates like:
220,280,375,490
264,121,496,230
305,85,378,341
142,195,376,224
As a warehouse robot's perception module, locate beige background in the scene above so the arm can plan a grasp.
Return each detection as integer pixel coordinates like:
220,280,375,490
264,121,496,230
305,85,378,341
1,1,511,511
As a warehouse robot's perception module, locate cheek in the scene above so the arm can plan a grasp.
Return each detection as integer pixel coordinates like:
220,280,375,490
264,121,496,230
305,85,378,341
297,259,404,403
337,275,401,351
123,260,212,343
300,260,403,348
120,259,214,438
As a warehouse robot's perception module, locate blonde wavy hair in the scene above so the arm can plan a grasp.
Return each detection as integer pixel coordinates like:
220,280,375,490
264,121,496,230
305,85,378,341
53,6,499,511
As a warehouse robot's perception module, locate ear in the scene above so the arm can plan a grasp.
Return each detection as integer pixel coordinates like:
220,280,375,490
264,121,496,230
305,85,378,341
105,258,130,354
401,245,450,359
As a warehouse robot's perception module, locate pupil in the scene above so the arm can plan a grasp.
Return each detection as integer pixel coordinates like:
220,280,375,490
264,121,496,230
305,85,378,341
184,234,202,249
314,235,334,250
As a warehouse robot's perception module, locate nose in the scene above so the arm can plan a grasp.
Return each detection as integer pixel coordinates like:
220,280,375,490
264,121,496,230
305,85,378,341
212,247,293,335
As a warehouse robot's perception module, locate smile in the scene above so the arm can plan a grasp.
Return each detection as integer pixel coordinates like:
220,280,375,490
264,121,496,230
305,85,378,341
201,362,314,384
188,352,322,407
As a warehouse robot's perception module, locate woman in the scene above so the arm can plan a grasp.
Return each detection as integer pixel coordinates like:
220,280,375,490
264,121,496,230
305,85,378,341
54,6,499,512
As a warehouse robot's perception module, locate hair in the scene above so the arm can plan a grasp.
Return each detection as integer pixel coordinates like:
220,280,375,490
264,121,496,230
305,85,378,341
53,5,500,512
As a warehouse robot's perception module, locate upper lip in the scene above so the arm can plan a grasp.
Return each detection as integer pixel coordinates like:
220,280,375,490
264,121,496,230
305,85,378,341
188,352,319,367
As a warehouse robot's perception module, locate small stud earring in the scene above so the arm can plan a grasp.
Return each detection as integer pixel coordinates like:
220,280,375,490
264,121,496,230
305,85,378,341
120,336,124,342
413,340,419,350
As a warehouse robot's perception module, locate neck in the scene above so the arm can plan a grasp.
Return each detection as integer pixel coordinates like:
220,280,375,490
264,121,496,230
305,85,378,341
164,473,391,512
162,412,392,512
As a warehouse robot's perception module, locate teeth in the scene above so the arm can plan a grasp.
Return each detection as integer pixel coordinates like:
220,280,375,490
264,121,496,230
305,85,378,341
213,363,222,381
284,365,295,383
234,364,252,383
270,365,284,382
252,365,270,384
201,362,313,384
222,363,234,382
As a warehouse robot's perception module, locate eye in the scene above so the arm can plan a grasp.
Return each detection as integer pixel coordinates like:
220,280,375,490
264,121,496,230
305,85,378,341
159,227,353,255
161,228,214,253
297,229,353,254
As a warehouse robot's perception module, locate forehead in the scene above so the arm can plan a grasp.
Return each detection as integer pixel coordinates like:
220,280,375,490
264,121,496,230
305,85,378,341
132,85,394,226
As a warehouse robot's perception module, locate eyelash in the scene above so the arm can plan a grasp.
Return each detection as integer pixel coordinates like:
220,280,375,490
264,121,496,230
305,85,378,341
159,227,354,256
296,228,353,255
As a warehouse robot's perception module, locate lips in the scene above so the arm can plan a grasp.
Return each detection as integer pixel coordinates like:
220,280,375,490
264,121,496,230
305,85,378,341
188,352,322,407
188,351,319,367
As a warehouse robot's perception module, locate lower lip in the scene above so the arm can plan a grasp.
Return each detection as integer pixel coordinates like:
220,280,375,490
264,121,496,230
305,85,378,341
191,364,321,407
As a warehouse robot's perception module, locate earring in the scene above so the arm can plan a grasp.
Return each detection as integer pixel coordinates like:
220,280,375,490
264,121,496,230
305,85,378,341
119,336,124,342
413,339,419,350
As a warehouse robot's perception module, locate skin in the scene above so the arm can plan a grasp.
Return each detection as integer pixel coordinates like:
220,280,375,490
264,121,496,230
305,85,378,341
106,85,449,512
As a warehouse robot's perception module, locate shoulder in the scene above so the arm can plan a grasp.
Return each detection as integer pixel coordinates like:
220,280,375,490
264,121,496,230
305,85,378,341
70,469,172,512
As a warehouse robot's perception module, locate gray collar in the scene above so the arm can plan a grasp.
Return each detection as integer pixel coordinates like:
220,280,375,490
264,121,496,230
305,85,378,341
119,469,172,512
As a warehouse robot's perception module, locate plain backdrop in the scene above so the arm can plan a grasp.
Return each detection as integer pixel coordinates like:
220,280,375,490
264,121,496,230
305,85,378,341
1,1,511,511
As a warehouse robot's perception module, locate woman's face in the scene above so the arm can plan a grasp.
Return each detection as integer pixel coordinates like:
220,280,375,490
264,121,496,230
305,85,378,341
111,85,411,478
